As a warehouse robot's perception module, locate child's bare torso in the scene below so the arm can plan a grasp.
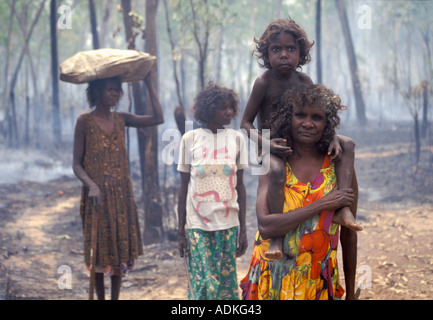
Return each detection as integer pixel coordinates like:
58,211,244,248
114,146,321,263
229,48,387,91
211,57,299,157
257,70,312,131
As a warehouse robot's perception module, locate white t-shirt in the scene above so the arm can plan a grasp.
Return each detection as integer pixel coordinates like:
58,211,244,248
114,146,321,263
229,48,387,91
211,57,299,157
177,128,249,231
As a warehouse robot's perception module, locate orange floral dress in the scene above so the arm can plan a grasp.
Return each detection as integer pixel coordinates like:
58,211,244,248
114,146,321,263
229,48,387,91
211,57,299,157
79,112,143,275
240,156,345,300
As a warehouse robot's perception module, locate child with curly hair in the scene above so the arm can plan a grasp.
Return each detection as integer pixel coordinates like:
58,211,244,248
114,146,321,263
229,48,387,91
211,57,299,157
240,18,361,260
177,83,248,300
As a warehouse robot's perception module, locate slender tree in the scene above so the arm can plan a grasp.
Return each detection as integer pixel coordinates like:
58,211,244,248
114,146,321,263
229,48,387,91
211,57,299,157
162,0,185,135
121,0,163,244
50,0,62,145
335,0,367,126
421,80,430,138
189,0,210,90
142,0,163,244
1,0,16,119
88,0,100,49
316,0,322,84
121,0,147,192
6,0,46,147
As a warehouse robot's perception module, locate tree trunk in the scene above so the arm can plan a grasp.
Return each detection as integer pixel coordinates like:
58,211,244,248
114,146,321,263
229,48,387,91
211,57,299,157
25,61,30,147
121,0,163,244
1,0,16,117
421,81,429,138
8,92,18,147
50,0,62,146
316,0,322,84
100,0,114,47
121,0,147,196
6,0,46,147
189,0,210,91
162,0,186,134
89,0,100,49
14,1,45,147
142,0,163,244
414,113,420,165
335,0,367,126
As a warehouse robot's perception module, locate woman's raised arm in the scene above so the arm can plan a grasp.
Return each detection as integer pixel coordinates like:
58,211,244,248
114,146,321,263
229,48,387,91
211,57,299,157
119,74,164,128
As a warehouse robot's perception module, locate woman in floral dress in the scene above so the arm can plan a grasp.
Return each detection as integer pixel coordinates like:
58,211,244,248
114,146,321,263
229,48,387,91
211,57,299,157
240,84,358,300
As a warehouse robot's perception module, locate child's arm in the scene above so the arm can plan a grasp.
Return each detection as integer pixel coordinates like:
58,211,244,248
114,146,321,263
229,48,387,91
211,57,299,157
241,77,291,157
240,77,267,144
327,134,342,161
236,169,248,257
340,172,359,299
119,74,165,128
177,172,190,257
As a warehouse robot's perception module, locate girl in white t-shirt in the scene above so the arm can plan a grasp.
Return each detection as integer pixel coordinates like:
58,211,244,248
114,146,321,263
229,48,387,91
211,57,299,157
177,83,248,300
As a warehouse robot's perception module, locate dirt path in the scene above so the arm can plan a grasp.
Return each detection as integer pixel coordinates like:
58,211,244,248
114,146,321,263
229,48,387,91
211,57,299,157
1,125,433,300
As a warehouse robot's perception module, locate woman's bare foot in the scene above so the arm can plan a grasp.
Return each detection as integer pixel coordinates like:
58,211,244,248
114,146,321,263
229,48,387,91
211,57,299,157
333,207,363,231
264,237,283,259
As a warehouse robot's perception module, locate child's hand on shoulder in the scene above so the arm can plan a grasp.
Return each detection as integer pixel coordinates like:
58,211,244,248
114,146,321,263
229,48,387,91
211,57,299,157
270,138,292,157
328,136,342,162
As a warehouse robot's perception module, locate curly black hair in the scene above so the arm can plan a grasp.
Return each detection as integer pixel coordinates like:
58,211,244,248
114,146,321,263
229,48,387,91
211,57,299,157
254,18,314,70
193,82,239,126
269,84,345,154
86,76,124,107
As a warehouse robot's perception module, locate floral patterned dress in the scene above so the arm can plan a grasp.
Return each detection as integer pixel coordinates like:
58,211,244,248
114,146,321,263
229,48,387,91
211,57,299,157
79,112,143,275
240,156,345,300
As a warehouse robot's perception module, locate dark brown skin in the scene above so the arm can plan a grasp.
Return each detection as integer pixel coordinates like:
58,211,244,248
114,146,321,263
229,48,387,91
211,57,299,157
72,73,164,300
241,32,361,261
73,75,164,209
177,99,248,259
255,102,358,299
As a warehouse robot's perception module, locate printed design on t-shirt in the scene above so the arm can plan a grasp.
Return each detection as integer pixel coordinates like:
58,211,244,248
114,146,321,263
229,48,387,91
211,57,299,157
192,146,236,224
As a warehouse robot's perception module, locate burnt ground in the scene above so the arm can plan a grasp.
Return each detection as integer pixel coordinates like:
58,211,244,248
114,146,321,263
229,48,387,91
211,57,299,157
1,121,433,300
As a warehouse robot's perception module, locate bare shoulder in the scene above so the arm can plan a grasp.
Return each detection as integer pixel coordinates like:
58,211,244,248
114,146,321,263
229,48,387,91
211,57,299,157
73,113,89,143
253,71,272,90
243,72,271,119
297,71,313,85
75,113,88,128
337,134,356,146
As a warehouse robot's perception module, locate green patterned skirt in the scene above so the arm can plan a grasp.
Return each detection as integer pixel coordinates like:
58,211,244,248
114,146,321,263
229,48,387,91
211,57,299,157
187,227,239,300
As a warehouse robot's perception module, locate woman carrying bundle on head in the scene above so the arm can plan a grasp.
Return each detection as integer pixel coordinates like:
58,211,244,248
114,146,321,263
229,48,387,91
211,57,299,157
72,74,164,300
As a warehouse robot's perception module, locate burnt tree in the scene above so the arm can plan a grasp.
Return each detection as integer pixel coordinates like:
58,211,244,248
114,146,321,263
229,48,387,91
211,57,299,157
142,0,163,244
50,0,62,146
121,0,163,244
335,0,367,126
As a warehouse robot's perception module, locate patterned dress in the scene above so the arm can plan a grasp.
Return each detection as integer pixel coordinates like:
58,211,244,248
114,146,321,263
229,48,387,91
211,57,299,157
187,227,239,300
240,156,345,300
79,112,143,275
177,128,249,299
